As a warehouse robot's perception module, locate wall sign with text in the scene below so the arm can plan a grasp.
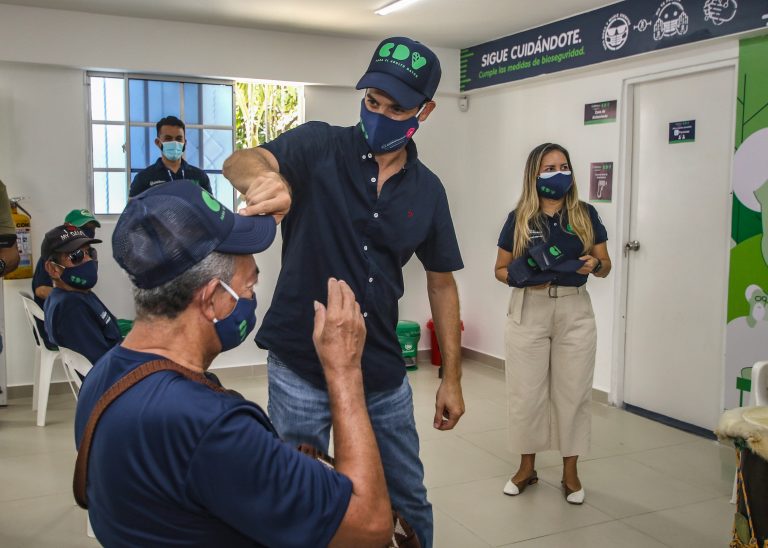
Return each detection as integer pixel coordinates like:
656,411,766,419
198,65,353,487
589,162,614,202
669,120,696,143
585,100,617,124
460,1,768,92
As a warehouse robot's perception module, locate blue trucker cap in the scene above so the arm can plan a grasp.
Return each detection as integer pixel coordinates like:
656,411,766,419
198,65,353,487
113,181,276,289
356,37,441,109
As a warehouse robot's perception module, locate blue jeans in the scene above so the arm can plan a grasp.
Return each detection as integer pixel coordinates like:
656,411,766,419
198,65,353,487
267,352,433,548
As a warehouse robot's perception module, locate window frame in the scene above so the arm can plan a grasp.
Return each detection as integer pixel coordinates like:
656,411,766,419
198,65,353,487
86,71,237,216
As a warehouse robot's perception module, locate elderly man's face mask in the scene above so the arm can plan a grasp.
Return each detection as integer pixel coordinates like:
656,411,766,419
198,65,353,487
212,280,257,351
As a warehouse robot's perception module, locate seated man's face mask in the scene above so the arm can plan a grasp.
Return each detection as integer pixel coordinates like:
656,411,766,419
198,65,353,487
213,280,257,352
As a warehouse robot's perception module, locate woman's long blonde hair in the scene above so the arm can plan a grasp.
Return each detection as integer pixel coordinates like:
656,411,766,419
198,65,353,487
511,143,594,259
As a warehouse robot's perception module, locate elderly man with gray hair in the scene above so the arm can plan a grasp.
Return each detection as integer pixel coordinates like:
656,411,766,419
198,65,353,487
74,181,393,547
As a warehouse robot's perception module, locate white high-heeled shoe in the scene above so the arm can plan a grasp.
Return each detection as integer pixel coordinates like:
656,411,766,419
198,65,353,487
503,471,538,496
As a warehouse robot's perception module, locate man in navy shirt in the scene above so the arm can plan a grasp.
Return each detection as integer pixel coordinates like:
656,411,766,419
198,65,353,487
75,181,392,547
41,224,120,366
32,208,100,349
224,36,465,548
129,115,211,197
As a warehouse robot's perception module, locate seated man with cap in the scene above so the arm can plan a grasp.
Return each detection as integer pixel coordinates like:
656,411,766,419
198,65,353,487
42,224,120,366
32,208,101,349
74,181,393,547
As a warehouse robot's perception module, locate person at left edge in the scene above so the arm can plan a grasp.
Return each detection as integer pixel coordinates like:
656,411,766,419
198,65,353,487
32,208,101,349
42,224,121,366
0,179,20,278
128,115,212,198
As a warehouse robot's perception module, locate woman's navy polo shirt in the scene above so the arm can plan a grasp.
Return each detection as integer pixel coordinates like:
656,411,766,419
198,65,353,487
257,121,463,392
498,203,607,287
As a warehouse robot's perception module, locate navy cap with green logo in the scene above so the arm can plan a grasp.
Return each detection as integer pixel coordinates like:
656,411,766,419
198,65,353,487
112,180,276,289
356,36,441,109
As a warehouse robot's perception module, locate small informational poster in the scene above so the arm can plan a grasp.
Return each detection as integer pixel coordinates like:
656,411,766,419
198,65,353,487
584,100,617,125
669,120,696,143
589,162,613,202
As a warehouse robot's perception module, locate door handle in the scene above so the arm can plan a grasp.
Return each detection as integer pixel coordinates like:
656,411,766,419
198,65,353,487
624,240,640,257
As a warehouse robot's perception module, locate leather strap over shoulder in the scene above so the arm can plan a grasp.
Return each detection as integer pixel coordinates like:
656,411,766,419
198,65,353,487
73,359,226,509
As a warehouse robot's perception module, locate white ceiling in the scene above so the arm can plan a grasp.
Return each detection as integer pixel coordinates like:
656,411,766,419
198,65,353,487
3,0,617,49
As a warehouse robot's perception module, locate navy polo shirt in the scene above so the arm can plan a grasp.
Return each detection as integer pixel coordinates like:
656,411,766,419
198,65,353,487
129,158,211,197
44,288,121,365
74,346,352,548
498,203,607,287
257,121,463,392
31,257,56,349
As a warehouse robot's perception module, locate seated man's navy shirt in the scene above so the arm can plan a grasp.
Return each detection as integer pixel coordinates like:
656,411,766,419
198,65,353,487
31,257,56,349
498,203,608,287
44,288,121,364
129,158,211,197
258,121,463,392
74,346,352,548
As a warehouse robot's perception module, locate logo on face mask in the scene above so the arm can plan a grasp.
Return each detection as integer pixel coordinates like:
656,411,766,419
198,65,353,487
376,42,428,75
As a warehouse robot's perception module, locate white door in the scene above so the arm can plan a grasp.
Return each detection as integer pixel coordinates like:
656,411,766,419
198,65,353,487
623,67,734,431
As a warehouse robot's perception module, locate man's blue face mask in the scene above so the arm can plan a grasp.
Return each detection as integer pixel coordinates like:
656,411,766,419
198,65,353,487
359,99,424,153
161,141,184,162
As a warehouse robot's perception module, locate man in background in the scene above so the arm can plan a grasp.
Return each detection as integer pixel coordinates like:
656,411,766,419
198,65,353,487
0,180,20,277
42,224,120,365
129,115,211,197
32,209,101,347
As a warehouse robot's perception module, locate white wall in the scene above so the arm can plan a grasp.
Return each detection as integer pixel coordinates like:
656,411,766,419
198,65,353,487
0,6,461,387
455,38,739,392
0,3,746,396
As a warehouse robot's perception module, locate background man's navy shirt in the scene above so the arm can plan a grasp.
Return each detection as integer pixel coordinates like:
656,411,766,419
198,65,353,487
31,257,56,349
75,346,352,548
129,158,211,197
44,288,121,364
498,203,608,287
258,122,463,392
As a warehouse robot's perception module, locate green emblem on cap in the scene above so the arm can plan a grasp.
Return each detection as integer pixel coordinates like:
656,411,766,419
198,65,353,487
549,245,562,257
527,258,537,268
377,41,428,71
202,191,222,213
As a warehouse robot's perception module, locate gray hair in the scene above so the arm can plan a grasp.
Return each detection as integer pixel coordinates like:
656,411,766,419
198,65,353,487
133,252,235,320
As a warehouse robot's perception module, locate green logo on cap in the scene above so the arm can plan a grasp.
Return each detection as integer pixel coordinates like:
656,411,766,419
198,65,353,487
377,41,428,71
549,245,562,257
202,190,227,222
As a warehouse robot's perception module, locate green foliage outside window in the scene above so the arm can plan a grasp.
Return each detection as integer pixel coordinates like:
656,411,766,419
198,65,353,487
235,82,301,150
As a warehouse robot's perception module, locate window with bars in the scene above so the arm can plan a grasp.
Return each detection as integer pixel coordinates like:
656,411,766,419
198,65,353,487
88,74,236,214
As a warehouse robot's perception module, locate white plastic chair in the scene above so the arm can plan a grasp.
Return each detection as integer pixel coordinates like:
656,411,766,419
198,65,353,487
19,293,61,426
57,347,93,398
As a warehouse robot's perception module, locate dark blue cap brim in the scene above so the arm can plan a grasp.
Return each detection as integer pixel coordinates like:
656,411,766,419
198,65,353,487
216,213,276,255
550,259,586,273
356,72,427,110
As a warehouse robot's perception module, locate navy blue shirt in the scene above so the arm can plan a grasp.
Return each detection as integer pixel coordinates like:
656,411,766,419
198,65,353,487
31,257,56,349
258,122,463,392
498,203,608,287
44,288,121,364
129,158,211,197
75,346,352,548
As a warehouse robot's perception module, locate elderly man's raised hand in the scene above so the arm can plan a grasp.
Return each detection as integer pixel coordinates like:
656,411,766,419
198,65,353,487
312,278,366,375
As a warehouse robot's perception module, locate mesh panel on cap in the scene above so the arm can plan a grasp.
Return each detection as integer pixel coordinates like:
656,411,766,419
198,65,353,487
113,195,219,288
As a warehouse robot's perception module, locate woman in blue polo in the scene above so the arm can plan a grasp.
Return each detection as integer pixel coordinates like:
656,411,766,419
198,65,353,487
494,143,611,505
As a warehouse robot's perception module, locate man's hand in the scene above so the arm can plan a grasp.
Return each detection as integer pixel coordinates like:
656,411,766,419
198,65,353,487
239,172,292,224
434,379,465,430
313,278,366,375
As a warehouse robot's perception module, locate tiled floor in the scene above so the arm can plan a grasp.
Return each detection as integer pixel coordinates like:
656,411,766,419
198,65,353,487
0,359,736,547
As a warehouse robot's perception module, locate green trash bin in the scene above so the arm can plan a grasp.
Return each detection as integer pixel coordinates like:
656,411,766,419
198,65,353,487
396,320,421,371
